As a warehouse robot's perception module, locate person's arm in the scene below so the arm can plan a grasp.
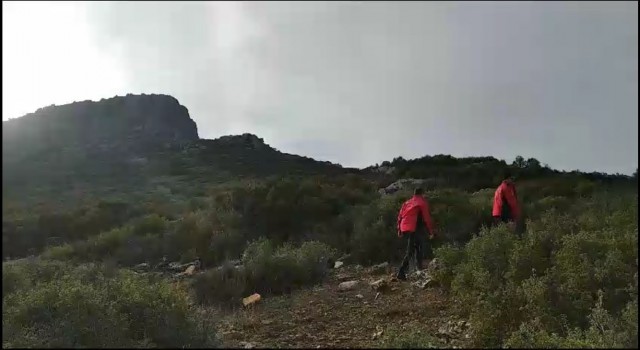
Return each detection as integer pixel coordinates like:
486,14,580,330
420,200,435,237
492,187,503,219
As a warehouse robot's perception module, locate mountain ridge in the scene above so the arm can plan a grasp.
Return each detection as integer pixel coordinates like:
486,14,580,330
2,93,633,205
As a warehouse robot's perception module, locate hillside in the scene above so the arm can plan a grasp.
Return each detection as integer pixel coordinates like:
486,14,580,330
2,95,352,208
2,95,637,348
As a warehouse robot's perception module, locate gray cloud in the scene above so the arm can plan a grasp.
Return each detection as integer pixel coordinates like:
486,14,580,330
85,1,638,174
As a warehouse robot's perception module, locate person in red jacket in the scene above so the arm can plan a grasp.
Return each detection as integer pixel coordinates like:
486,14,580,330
396,187,435,280
492,170,521,231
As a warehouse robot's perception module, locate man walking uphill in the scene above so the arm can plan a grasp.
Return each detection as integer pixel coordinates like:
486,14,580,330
492,170,522,234
396,187,435,281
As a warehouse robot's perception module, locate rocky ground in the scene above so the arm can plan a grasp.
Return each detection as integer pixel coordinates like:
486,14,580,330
213,261,472,349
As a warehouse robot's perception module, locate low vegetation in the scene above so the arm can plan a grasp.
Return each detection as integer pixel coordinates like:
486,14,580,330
2,259,219,348
2,121,637,348
432,189,638,348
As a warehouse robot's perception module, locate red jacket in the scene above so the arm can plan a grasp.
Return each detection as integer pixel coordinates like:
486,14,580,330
492,180,521,221
397,195,435,236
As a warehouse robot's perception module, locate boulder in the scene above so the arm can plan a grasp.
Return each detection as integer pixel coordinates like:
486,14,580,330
337,274,354,282
168,262,182,271
184,265,196,276
378,178,426,195
242,293,262,307
370,278,391,292
133,262,150,270
411,268,438,289
338,280,359,291
239,341,255,349
337,254,353,265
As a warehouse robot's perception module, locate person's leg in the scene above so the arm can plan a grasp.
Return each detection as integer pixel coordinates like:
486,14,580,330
423,232,434,262
397,232,416,279
414,231,424,270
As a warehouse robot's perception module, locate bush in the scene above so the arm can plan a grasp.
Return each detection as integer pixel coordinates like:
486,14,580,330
2,199,142,260
192,239,337,307
243,238,337,295
505,294,638,349
431,243,465,290
40,243,75,262
3,259,71,297
131,213,167,236
428,189,482,243
351,194,407,265
191,262,248,307
379,325,445,348
433,190,638,348
2,260,219,348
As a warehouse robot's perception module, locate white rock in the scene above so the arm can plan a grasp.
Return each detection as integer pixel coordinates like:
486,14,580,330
239,341,255,349
338,280,359,291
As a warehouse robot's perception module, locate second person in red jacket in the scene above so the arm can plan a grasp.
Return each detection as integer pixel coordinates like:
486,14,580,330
492,170,522,234
396,187,436,280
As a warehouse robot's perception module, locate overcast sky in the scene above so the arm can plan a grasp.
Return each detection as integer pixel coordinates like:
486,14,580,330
2,1,637,174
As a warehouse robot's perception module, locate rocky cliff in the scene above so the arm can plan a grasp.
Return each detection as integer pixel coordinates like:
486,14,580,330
2,94,354,203
3,94,199,161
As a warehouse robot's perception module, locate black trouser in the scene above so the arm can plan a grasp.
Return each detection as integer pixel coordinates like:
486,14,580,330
398,230,432,277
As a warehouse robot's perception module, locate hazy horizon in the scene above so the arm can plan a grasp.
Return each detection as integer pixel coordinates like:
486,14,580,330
2,1,638,174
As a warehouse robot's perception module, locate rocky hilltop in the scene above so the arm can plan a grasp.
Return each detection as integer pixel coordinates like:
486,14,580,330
1,94,351,203
3,94,199,161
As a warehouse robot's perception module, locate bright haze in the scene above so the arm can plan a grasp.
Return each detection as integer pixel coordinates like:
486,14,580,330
2,1,637,174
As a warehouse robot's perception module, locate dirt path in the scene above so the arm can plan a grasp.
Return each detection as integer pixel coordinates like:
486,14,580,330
216,265,470,348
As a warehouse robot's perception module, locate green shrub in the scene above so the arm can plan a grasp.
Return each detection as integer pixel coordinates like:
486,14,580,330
312,211,355,254
428,189,481,243
243,238,336,295
201,207,246,266
132,213,167,236
192,239,336,307
2,260,219,348
434,190,638,348
552,228,637,327
163,211,214,262
351,194,407,265
3,259,59,297
431,243,466,290
530,196,572,218
379,325,445,348
2,199,142,260
505,293,638,349
40,243,75,261
191,262,248,307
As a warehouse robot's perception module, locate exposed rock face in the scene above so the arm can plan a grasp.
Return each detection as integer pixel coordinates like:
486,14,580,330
215,133,270,150
2,93,357,204
378,177,450,195
372,165,396,175
378,178,427,195
2,94,201,198
2,94,199,160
